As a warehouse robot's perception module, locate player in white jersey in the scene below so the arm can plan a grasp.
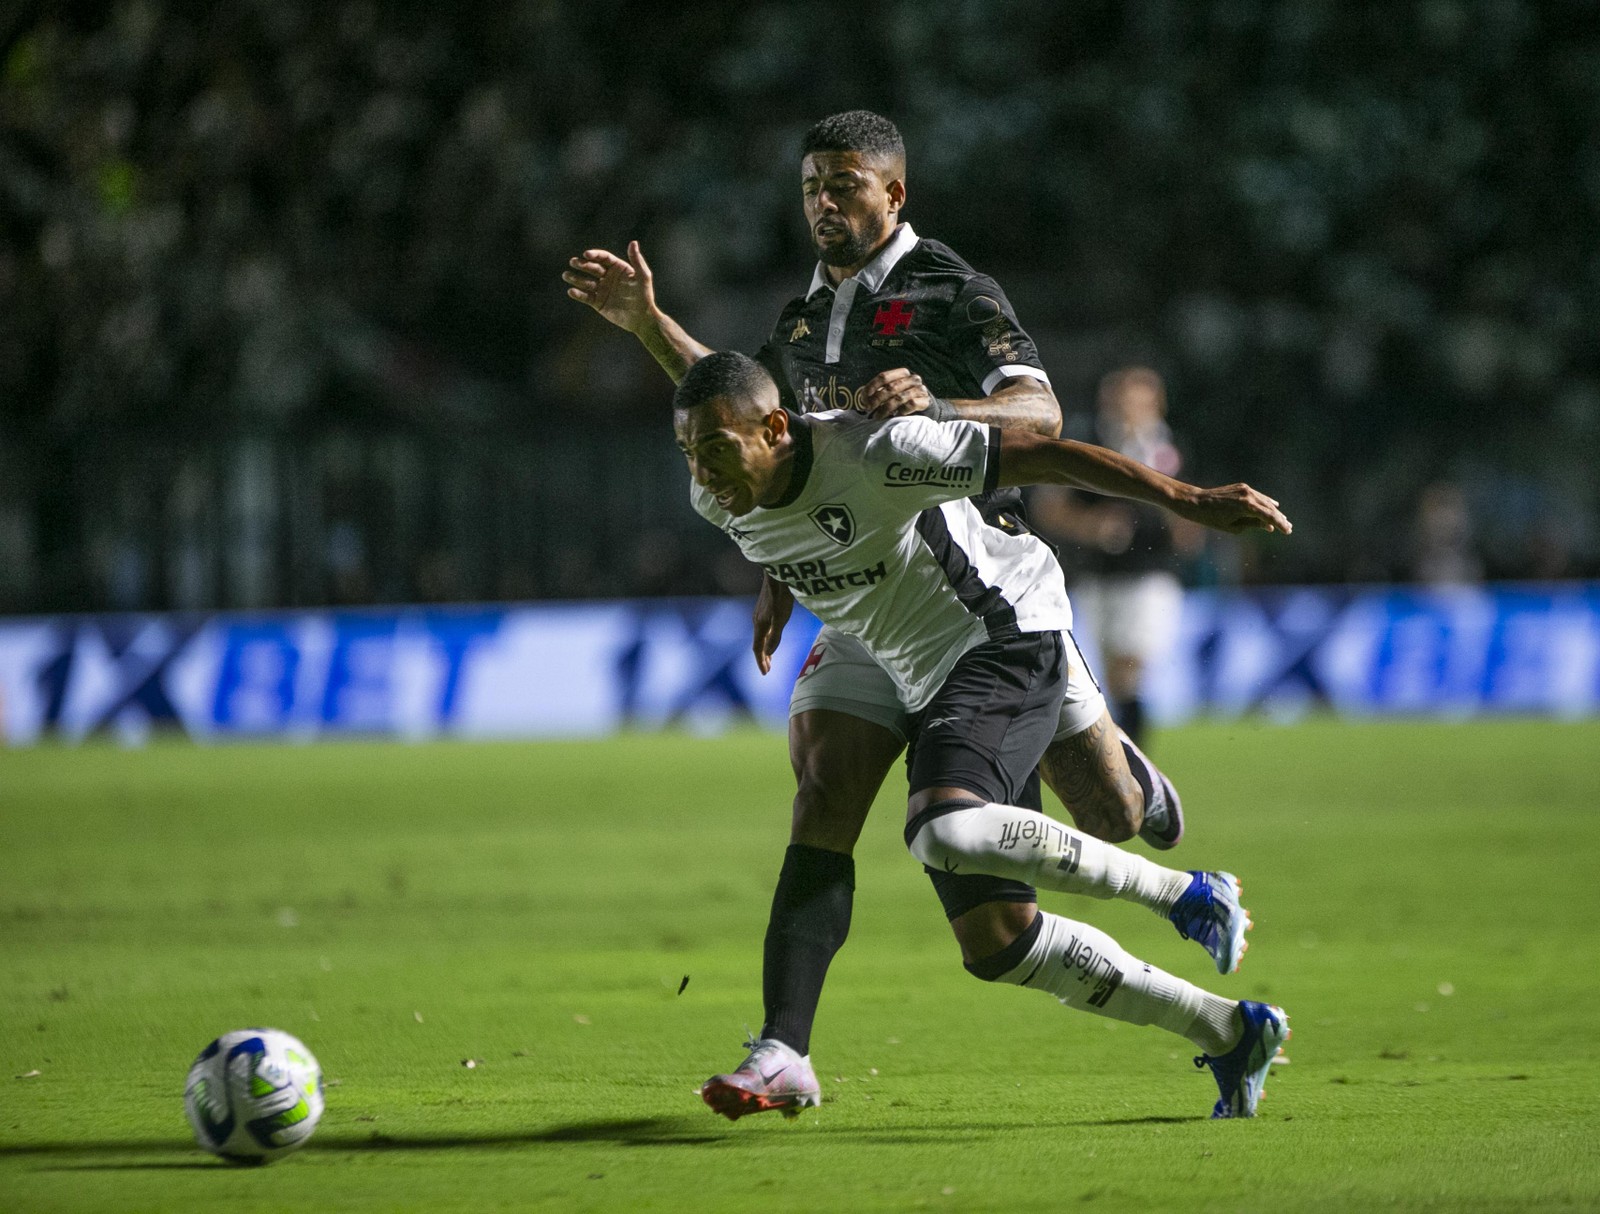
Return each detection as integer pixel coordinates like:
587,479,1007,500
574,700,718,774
677,351,1294,1122
693,409,1070,711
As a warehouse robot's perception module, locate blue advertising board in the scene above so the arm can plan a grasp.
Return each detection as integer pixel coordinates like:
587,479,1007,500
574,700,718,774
0,584,1595,745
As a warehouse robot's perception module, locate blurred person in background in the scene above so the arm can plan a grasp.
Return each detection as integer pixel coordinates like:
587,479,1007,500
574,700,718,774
1409,481,1484,587
566,111,1192,1115
1030,367,1195,749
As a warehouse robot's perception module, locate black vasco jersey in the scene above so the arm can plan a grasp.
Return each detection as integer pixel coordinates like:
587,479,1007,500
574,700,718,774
754,223,1051,525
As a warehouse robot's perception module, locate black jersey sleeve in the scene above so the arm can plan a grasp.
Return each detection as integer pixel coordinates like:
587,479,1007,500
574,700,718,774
945,276,1048,395
753,323,800,412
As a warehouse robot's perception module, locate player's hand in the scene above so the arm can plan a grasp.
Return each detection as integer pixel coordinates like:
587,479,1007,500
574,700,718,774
562,240,658,333
1183,484,1293,535
860,368,935,419
752,574,795,676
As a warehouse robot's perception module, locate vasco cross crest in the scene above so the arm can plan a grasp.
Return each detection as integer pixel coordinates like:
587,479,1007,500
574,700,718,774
808,503,856,546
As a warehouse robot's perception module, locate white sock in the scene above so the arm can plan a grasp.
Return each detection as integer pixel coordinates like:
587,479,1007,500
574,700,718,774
994,912,1241,1055
907,801,1191,910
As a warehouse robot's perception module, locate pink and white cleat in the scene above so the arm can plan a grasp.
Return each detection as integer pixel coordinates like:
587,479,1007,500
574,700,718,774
699,1038,822,1121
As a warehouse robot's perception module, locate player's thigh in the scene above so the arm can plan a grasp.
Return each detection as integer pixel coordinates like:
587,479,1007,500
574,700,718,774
1048,627,1110,752
1037,630,1139,837
788,627,908,850
906,635,1063,930
904,631,1066,816
1040,704,1142,841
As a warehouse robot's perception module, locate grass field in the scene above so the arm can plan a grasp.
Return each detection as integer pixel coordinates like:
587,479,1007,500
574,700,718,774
3,719,1599,1212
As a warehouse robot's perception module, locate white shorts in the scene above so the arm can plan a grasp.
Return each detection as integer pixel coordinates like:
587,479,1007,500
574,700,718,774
1072,572,1184,667
789,624,1107,745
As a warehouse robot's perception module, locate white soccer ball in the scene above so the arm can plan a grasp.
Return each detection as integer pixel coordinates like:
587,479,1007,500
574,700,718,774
183,1028,324,1164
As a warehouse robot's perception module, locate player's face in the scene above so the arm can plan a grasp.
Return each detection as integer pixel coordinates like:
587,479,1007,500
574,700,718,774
801,151,904,274
675,401,785,517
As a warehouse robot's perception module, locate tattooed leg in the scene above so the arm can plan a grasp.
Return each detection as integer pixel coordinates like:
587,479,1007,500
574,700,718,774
1038,709,1144,843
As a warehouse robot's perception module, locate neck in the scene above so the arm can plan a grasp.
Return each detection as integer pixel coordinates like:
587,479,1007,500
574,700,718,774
757,434,797,507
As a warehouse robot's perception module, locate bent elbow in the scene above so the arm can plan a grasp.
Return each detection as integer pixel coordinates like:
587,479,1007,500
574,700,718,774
1030,386,1063,438
1041,400,1063,439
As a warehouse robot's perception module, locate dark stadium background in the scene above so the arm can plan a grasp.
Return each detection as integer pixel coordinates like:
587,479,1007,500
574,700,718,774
2,0,1596,615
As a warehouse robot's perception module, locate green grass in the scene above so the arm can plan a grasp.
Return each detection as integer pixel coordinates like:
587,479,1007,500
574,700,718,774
3,720,1599,1212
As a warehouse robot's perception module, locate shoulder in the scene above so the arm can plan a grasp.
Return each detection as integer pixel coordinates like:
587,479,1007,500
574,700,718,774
897,239,1010,311
905,237,981,278
860,413,954,460
766,293,815,338
804,407,857,430
904,238,1007,293
805,408,871,445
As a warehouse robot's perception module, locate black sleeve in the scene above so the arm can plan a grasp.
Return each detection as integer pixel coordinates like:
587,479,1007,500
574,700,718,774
945,276,1048,394
753,331,798,413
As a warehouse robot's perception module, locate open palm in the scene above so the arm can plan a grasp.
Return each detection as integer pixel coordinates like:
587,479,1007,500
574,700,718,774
563,240,657,333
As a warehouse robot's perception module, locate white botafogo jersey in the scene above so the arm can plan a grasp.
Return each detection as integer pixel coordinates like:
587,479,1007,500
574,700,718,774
692,411,1073,711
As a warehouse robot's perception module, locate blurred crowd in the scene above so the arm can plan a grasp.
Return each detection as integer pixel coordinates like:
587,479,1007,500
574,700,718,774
1,0,1596,613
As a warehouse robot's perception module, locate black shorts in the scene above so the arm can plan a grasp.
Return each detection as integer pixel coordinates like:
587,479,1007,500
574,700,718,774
904,630,1066,803
905,630,1066,921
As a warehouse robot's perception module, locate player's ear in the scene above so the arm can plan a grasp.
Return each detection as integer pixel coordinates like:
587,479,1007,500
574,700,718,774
764,407,789,446
886,176,906,214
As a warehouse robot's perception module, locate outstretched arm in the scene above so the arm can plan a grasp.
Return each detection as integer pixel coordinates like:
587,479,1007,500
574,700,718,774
562,240,713,384
751,572,794,676
997,430,1292,536
859,369,1061,437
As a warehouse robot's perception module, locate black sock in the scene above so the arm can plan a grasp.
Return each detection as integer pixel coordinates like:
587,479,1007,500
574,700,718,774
1114,696,1147,749
761,844,854,1055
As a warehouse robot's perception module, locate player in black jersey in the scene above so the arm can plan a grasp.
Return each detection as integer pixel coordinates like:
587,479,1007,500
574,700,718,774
564,111,1189,1112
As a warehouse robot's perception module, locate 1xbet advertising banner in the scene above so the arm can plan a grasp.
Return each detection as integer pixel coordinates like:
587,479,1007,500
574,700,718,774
0,585,1596,745
0,601,822,745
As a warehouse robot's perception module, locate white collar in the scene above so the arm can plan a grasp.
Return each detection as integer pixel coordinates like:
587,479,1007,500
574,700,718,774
805,223,919,299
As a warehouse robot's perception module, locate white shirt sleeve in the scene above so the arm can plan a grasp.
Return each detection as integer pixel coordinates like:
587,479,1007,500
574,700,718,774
861,415,999,515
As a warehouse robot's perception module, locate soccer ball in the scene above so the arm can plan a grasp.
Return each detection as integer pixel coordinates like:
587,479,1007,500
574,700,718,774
183,1028,324,1164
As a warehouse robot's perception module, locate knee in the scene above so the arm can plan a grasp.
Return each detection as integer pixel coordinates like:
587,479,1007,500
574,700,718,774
1096,789,1143,843
790,769,874,851
951,902,1038,970
792,766,874,823
1040,758,1142,843
1075,788,1141,844
903,798,986,868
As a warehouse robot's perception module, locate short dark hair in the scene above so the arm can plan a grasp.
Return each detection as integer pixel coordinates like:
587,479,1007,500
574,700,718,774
801,110,905,168
673,351,777,418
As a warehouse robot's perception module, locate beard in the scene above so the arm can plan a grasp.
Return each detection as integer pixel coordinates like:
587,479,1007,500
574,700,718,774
814,213,889,269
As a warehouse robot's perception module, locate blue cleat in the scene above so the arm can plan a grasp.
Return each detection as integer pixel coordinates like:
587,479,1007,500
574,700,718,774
1194,1001,1290,1118
1168,871,1251,974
